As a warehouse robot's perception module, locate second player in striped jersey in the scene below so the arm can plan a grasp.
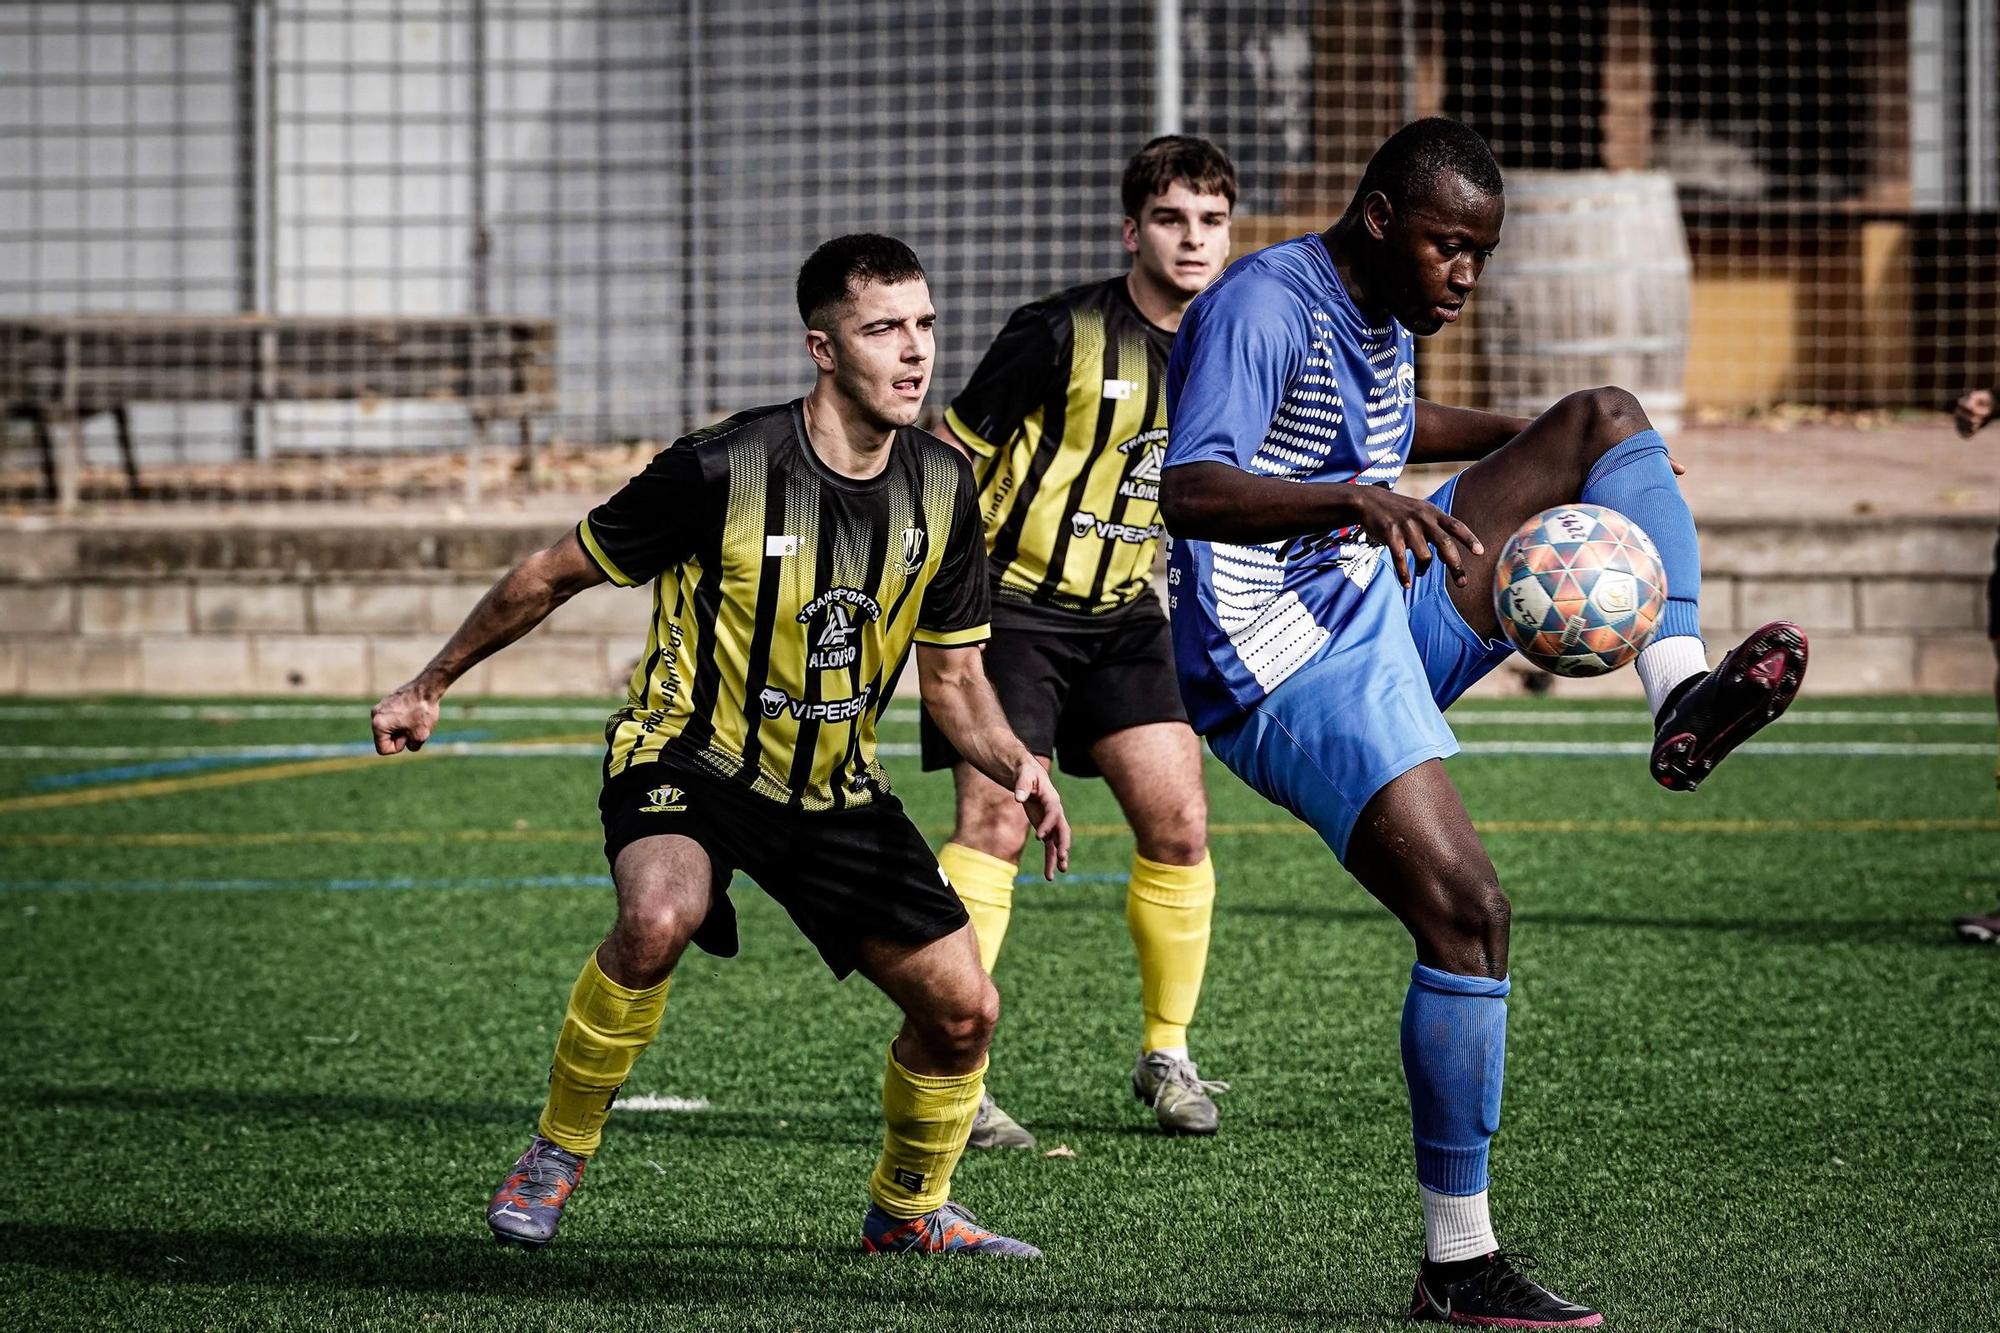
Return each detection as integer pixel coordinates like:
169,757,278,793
923,136,1238,1145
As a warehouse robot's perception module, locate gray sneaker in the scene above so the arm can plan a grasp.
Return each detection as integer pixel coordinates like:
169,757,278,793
487,1135,587,1248
966,1089,1036,1150
1131,1051,1228,1135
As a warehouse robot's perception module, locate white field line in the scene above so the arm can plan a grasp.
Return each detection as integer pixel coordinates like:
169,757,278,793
1456,740,1990,757
0,740,1984,762
615,1094,712,1112
0,702,1988,727
1449,709,1995,728
2,741,925,759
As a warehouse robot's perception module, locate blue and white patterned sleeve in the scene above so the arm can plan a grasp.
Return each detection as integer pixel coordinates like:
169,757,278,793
1163,273,1305,472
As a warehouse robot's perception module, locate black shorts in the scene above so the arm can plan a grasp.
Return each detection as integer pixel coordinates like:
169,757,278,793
599,762,967,980
919,596,1189,779
1988,532,1999,637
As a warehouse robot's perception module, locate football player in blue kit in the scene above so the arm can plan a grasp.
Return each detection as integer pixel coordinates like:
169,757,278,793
1158,118,1809,1327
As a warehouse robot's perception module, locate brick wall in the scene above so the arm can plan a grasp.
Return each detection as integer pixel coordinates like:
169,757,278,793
0,515,1991,698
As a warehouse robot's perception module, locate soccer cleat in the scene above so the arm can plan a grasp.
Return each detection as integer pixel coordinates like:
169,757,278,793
486,1135,586,1249
967,1089,1037,1150
860,1200,1043,1258
1131,1050,1228,1135
1410,1251,1603,1327
1650,620,1808,792
1953,906,2000,943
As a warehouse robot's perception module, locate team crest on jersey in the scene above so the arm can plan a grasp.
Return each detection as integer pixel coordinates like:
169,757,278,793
892,526,928,576
1394,362,1416,405
639,784,687,813
1115,427,1169,502
797,587,883,671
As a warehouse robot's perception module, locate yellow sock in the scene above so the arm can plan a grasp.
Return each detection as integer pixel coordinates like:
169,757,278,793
868,1047,986,1218
536,952,671,1156
1126,851,1216,1053
939,841,1016,976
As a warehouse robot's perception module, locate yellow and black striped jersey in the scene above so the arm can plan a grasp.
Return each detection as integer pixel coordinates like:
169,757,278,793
577,401,990,811
943,277,1173,622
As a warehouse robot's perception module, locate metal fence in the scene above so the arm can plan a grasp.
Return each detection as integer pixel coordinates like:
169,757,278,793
2,1,1997,503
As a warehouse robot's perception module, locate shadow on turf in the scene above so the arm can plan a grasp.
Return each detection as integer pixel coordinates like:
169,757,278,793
11,1084,878,1144
0,1223,1378,1324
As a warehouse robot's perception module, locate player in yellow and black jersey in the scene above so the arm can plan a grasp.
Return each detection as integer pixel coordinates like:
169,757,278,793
922,137,1238,1145
371,235,1070,1259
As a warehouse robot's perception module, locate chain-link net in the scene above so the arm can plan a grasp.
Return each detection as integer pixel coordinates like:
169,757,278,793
1,1,1995,505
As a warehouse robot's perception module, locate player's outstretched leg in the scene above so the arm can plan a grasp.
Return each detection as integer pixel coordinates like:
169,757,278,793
1439,386,1807,790
937,761,1039,1150
1344,763,1601,1328
487,835,710,1248
1093,721,1227,1135
856,925,1041,1257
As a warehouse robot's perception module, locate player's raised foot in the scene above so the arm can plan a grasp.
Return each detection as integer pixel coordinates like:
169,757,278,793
967,1089,1036,1150
1132,1050,1228,1135
860,1201,1043,1258
1953,905,2000,943
1410,1251,1602,1327
1650,620,1808,792
486,1135,586,1249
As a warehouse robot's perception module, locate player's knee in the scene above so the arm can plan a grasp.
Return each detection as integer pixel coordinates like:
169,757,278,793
613,892,697,962
917,980,999,1062
954,801,1031,861
1559,386,1650,455
1407,866,1511,975
1135,807,1208,865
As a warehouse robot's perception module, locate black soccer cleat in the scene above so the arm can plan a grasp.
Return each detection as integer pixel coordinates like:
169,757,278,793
1410,1251,1603,1327
1650,620,1808,792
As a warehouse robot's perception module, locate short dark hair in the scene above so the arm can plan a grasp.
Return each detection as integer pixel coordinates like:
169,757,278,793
1348,117,1503,217
1120,135,1238,220
796,233,926,327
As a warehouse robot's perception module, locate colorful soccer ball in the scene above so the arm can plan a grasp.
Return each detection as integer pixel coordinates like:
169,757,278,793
1492,504,1666,677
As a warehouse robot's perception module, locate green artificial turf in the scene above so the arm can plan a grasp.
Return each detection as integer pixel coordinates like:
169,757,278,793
1,696,1995,1330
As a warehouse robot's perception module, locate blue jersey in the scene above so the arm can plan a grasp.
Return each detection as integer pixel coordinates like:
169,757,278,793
1163,233,1417,732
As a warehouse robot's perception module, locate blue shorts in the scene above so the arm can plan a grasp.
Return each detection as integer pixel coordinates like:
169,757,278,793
1206,475,1515,863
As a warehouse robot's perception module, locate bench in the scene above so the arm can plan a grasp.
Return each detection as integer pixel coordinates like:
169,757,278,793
0,314,557,510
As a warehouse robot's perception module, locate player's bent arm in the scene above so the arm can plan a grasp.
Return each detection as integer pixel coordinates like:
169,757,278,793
915,643,1072,879
1410,399,1530,463
1161,461,1483,589
370,530,607,754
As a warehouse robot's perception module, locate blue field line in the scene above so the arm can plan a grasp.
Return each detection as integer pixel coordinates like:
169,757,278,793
0,869,1134,895
27,731,496,791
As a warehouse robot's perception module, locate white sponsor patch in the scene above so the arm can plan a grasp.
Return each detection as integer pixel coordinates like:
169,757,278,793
765,535,798,557
1101,378,1137,400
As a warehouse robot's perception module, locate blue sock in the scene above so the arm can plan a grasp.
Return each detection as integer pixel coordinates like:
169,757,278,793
1580,428,1701,641
1401,963,1509,1197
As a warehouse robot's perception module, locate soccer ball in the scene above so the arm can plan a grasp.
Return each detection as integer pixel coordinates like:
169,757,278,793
1492,504,1666,677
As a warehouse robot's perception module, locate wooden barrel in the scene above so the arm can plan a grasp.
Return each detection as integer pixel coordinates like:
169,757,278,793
1476,170,1690,433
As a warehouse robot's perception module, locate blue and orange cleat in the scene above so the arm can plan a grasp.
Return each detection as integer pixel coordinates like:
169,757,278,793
486,1135,586,1249
1410,1251,1602,1327
1651,620,1808,792
861,1201,1043,1258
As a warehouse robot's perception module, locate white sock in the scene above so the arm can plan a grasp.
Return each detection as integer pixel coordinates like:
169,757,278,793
1636,635,1708,718
1146,1045,1190,1062
1420,1185,1497,1263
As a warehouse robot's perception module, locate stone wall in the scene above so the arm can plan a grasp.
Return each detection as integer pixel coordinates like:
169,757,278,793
0,514,1991,698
